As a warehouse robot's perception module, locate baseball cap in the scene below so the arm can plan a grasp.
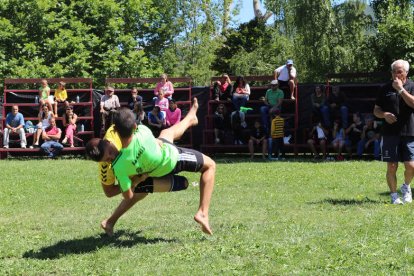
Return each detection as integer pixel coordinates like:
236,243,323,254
286,59,293,65
270,80,278,85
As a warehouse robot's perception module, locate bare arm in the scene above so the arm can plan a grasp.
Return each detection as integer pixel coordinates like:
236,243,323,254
373,105,397,124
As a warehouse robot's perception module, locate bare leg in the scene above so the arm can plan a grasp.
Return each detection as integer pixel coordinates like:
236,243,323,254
194,154,215,235
307,139,317,156
289,79,296,100
159,97,198,143
102,193,148,236
248,139,254,158
404,161,414,185
386,162,398,193
262,139,268,159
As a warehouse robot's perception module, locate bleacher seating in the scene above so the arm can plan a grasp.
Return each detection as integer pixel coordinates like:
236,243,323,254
0,78,94,159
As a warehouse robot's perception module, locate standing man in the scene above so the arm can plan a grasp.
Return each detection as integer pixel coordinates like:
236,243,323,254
274,59,297,100
3,105,26,148
374,59,414,204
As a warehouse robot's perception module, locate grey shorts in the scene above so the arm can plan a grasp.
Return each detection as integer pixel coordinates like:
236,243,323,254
159,138,204,173
381,135,414,162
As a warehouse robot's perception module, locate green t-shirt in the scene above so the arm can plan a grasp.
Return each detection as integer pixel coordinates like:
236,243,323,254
265,88,284,106
112,125,179,192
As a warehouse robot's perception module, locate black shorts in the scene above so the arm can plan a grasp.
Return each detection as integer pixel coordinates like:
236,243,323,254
381,135,414,162
159,139,204,173
277,80,289,88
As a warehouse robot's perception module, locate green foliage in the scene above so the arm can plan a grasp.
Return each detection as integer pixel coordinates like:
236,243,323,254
3,159,414,274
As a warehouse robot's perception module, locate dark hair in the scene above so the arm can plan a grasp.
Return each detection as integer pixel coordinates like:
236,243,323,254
114,107,136,138
153,106,161,113
85,138,106,161
169,99,176,104
235,76,246,88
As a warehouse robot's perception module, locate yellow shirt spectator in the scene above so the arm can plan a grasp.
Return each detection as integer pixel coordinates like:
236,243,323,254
54,87,68,101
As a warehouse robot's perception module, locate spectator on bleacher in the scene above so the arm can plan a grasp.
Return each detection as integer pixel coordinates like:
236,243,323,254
232,76,250,111
3,105,26,148
345,112,364,159
127,87,143,110
53,81,69,116
331,120,346,161
39,79,54,116
231,109,247,145
374,59,414,205
268,110,285,160
274,59,297,100
166,99,181,127
100,86,120,131
260,80,284,134
307,119,328,160
357,115,380,160
213,73,233,101
40,117,63,158
323,85,348,128
248,120,267,159
31,104,54,148
61,105,78,147
154,73,174,99
133,102,146,125
214,104,228,144
147,106,165,137
311,85,328,121
154,89,169,119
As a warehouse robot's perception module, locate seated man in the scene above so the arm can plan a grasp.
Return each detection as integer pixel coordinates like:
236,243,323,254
274,59,297,100
86,98,215,235
40,117,64,158
3,105,26,148
260,80,284,134
100,86,120,131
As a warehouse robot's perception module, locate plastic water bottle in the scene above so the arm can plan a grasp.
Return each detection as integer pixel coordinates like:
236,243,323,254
35,96,39,103
80,124,84,132
76,95,80,103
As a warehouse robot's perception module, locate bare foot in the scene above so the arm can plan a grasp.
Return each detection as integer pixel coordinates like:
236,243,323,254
101,219,114,236
189,97,199,126
194,212,212,235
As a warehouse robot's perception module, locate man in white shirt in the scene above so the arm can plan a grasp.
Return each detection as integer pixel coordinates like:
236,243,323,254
100,86,120,131
274,59,297,100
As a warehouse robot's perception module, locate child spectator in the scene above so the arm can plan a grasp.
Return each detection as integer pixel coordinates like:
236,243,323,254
231,109,247,145
39,79,54,116
133,102,146,125
232,76,250,111
357,115,381,160
307,119,328,160
248,120,268,159
213,73,233,101
53,81,69,116
268,110,285,159
154,73,174,99
213,104,227,144
345,112,364,158
154,90,169,119
147,106,165,137
166,99,181,127
31,104,54,148
61,105,78,147
332,120,346,161
127,87,143,110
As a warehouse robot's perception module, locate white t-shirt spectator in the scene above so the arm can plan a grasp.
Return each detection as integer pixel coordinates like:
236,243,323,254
275,65,297,81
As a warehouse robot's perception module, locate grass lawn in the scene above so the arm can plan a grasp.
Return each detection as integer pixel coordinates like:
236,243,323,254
1,157,414,274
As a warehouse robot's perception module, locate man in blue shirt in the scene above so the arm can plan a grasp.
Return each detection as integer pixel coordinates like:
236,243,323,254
3,105,26,148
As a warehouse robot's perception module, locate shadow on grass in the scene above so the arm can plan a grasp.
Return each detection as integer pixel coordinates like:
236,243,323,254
22,230,177,260
310,197,385,206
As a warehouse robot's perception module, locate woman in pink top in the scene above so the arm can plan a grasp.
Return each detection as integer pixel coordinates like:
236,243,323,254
154,89,169,115
154,73,174,98
61,105,78,147
166,99,181,127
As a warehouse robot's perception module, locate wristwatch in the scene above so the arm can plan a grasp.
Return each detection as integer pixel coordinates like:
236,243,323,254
398,88,404,95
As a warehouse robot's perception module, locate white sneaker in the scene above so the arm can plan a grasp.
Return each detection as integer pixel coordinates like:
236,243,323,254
21,145,26,149
3,145,8,149
215,138,220,144
391,195,404,205
62,137,68,144
401,184,412,203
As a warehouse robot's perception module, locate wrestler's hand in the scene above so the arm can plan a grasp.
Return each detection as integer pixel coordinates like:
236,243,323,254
384,112,397,124
130,173,149,188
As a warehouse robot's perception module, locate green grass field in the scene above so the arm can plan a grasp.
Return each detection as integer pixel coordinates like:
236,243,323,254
1,158,414,274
